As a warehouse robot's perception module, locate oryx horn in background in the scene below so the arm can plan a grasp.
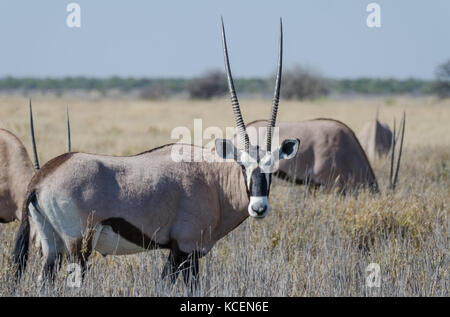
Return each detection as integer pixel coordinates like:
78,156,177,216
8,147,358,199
388,112,406,190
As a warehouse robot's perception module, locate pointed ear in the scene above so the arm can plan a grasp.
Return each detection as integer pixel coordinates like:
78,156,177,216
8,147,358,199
278,138,300,160
215,139,239,160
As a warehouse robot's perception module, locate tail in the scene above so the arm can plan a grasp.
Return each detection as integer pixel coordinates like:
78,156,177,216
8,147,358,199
12,191,35,281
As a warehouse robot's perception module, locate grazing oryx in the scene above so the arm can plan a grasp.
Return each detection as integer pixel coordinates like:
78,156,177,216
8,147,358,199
357,107,393,162
13,19,300,288
240,114,405,193
239,119,378,193
0,101,71,228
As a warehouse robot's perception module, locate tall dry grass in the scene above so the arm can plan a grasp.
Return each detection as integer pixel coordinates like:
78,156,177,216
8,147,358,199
0,95,448,296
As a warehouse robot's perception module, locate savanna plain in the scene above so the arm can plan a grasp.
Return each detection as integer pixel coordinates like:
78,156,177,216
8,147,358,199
0,95,448,296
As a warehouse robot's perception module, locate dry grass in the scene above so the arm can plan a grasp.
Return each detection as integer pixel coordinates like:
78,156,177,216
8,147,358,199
0,95,448,296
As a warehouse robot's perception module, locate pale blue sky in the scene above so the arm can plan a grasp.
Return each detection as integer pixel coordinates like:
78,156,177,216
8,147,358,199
0,0,448,79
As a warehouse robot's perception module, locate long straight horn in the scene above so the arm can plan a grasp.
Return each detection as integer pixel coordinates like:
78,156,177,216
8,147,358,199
376,105,380,121
394,116,402,142
392,112,406,190
66,106,71,152
221,17,249,152
266,18,283,152
29,99,40,170
389,117,396,189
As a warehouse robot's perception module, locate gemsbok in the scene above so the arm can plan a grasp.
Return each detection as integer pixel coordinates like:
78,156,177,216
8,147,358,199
0,101,71,232
239,119,378,193
239,114,405,193
0,127,34,224
13,18,300,288
358,107,393,162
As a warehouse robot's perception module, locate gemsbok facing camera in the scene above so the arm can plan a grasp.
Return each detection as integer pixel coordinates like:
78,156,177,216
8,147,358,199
13,18,299,289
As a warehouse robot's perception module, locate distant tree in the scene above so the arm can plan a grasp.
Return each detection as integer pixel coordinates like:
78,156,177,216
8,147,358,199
188,70,227,99
281,65,329,100
434,59,450,98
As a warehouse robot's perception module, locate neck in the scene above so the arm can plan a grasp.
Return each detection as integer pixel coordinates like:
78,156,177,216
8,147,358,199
208,160,250,239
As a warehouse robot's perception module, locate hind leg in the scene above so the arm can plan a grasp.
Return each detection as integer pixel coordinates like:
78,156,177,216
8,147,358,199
66,237,92,282
65,217,95,283
29,204,65,282
29,219,43,257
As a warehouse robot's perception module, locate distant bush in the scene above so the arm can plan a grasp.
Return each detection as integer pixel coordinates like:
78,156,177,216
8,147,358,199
140,84,168,100
188,70,227,99
281,65,329,100
0,75,439,97
434,59,450,99
331,78,435,95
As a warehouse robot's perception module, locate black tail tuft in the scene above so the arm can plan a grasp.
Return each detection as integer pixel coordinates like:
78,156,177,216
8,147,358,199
12,191,34,281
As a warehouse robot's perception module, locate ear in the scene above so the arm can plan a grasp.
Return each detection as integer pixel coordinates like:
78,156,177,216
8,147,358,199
215,138,239,160
278,138,300,160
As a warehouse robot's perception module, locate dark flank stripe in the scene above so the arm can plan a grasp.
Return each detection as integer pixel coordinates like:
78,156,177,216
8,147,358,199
101,217,170,250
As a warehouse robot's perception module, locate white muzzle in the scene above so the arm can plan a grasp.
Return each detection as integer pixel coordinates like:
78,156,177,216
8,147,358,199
248,196,270,218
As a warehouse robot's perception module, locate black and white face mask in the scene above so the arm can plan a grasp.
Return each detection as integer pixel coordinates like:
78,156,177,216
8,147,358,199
215,138,300,218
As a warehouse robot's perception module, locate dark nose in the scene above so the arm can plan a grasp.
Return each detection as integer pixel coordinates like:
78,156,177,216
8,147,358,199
251,203,267,215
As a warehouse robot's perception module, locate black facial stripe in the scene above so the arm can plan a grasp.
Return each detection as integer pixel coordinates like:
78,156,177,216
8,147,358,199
250,167,269,196
267,173,272,195
255,145,261,162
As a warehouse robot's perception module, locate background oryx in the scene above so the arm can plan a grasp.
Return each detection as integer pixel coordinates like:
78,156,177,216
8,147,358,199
0,128,34,224
238,118,378,193
0,101,71,227
13,19,299,288
240,114,405,193
357,107,393,162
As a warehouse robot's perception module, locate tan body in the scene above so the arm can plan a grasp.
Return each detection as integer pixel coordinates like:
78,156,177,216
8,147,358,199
0,129,34,223
243,119,378,192
30,145,248,256
358,120,393,161
14,144,255,286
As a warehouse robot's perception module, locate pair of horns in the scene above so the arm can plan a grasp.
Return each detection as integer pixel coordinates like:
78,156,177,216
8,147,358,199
389,112,406,190
29,99,72,171
221,17,283,152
